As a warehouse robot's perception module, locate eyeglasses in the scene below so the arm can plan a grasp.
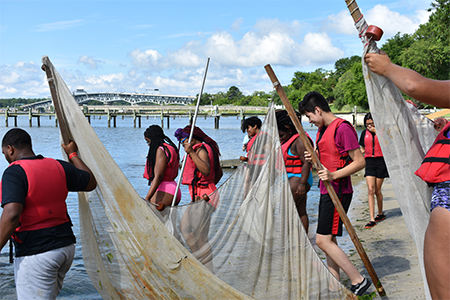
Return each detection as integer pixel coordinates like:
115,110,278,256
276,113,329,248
365,122,375,127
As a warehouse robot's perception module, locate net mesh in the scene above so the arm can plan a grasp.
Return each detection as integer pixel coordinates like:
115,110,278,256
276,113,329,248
355,17,437,300
42,55,355,299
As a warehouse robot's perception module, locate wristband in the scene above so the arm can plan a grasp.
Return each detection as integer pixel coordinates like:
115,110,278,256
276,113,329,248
68,152,78,160
299,183,305,186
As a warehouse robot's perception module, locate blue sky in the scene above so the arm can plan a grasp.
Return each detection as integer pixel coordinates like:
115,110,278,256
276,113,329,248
0,0,431,99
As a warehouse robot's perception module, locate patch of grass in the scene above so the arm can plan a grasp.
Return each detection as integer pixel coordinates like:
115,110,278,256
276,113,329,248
358,291,377,299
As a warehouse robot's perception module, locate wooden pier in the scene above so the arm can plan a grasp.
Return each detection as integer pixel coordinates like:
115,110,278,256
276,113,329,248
3,105,269,129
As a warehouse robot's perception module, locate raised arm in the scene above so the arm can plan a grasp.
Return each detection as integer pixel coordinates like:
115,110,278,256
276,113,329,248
364,51,450,108
62,141,97,191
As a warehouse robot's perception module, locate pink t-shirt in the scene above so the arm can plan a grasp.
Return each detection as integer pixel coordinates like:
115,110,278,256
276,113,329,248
319,122,360,195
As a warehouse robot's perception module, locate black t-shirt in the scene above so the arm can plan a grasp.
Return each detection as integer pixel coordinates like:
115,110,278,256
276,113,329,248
1,155,91,256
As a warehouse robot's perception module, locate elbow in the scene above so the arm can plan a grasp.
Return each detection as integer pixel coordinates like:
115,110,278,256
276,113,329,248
404,82,418,97
85,175,97,191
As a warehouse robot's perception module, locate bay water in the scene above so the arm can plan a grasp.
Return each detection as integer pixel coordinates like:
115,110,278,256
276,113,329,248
0,113,363,299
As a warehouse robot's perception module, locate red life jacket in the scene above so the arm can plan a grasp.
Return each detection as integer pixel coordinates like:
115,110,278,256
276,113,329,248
316,118,354,195
9,158,70,232
182,143,216,186
363,130,383,158
247,132,267,166
281,133,313,174
415,121,450,184
143,143,179,181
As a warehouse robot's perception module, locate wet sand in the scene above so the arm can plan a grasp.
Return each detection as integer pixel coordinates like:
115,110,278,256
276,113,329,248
345,170,427,299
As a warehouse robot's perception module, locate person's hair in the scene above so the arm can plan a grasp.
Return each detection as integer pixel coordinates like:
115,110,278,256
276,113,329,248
364,112,373,127
144,125,178,181
2,128,32,149
276,109,301,134
298,91,331,114
241,116,262,133
179,125,221,172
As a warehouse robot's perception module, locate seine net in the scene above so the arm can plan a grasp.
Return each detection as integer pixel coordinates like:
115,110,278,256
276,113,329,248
43,55,355,299
355,16,437,300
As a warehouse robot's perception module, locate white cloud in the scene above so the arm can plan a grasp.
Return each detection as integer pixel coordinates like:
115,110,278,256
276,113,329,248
232,17,243,31
78,55,103,70
366,4,430,36
324,5,430,37
34,19,84,32
129,49,163,69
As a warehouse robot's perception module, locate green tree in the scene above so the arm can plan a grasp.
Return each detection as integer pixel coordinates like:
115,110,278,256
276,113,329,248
333,55,361,78
399,0,450,80
333,62,368,110
380,33,414,65
227,86,243,102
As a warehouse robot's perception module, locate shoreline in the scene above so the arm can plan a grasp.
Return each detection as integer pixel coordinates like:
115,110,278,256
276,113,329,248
344,170,426,299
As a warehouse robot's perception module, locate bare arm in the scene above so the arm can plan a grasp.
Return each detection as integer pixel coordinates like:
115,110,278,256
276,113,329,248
145,148,167,201
184,142,210,176
0,203,23,251
364,51,450,108
291,138,310,187
61,141,97,191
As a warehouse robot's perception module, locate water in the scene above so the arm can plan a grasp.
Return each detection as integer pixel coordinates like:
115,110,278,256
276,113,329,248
0,114,363,299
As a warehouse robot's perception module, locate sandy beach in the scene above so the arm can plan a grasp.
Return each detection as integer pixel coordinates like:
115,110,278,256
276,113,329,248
343,170,427,299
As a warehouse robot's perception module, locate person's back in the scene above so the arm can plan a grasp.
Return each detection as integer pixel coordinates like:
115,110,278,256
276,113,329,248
0,128,96,300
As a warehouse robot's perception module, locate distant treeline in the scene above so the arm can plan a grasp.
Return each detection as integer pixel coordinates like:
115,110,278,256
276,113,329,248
0,98,48,108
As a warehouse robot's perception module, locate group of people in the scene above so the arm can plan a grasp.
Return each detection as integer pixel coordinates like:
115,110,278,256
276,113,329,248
240,51,449,298
0,50,448,299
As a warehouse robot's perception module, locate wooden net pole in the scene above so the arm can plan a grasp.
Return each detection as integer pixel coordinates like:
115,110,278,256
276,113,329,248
265,64,386,297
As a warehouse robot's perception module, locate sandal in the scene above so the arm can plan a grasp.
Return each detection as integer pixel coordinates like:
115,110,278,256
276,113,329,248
365,221,376,229
375,214,386,222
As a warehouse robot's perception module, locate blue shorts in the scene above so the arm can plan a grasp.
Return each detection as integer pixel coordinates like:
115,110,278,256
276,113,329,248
430,181,450,212
287,171,313,187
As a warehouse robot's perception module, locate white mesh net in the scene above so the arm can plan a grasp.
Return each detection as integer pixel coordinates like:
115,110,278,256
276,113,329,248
42,55,356,299
355,17,437,300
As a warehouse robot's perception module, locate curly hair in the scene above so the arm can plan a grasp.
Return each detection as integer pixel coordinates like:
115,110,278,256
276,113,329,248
276,109,301,133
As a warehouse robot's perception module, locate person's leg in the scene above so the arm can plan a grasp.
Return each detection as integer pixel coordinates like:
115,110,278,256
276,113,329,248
15,244,75,300
366,176,376,221
424,207,450,300
289,177,309,232
316,234,364,285
375,178,385,215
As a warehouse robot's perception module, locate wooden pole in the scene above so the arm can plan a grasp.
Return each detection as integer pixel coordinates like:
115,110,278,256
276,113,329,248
345,0,362,22
265,64,386,297
42,61,70,144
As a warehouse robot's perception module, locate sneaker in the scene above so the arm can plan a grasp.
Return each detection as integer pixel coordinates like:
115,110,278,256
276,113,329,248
375,213,386,222
350,278,371,296
365,221,376,229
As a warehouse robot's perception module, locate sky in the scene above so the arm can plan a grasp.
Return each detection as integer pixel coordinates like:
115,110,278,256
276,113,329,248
0,0,431,99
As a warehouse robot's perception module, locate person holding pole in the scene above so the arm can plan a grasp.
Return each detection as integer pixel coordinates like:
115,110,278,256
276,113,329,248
298,91,370,296
174,125,222,272
0,128,97,299
365,50,450,300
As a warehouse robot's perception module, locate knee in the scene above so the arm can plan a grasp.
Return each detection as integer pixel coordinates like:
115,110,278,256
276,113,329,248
315,237,328,251
367,187,375,196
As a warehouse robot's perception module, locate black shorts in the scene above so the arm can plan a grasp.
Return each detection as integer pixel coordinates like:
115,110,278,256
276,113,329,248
317,193,352,236
364,157,389,178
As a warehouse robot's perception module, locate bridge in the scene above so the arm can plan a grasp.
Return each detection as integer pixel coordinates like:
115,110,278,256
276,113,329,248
20,90,196,110
72,89,195,106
